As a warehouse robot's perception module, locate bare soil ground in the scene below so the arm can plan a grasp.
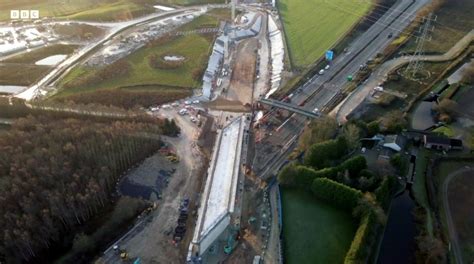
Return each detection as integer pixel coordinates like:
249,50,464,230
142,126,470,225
226,39,257,106
447,170,474,262
205,97,251,112
97,112,214,264
225,170,267,264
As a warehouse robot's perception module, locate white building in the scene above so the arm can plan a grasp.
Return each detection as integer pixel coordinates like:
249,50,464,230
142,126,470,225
202,35,229,99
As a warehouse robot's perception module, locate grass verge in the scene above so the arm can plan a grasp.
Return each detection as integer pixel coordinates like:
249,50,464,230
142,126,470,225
281,188,356,264
413,148,434,236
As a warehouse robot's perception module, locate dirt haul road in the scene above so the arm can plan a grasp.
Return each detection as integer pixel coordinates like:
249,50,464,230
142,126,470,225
102,113,209,264
227,38,258,106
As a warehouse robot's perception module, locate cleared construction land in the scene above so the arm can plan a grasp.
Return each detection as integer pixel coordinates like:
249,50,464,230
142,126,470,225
0,44,79,86
278,0,372,67
0,0,157,21
55,14,222,107
281,188,356,264
227,39,257,105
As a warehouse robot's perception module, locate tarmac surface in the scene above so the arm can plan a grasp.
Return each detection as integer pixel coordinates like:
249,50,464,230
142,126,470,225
254,0,432,179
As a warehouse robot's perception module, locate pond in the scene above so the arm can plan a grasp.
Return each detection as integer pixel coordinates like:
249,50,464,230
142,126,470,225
163,55,185,61
35,54,67,66
377,190,417,264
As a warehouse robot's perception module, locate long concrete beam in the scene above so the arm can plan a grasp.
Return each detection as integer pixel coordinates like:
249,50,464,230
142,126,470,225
258,98,321,119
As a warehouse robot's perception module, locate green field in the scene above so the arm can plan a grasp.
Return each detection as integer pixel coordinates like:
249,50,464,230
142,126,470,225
435,161,474,262
0,0,155,21
55,14,221,107
413,148,434,236
278,0,372,67
282,188,356,264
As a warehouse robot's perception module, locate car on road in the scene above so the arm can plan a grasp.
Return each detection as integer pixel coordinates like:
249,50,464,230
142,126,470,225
318,69,325,75
172,102,180,107
192,100,200,104
312,108,319,114
184,100,191,105
388,32,393,38
374,86,384,92
324,65,330,70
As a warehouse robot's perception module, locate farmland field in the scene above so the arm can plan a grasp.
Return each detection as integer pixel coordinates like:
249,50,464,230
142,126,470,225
435,161,474,263
447,170,474,262
55,14,221,107
0,0,156,21
281,188,356,264
278,0,372,68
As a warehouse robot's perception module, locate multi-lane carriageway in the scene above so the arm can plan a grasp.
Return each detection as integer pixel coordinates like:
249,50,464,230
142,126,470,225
253,0,431,179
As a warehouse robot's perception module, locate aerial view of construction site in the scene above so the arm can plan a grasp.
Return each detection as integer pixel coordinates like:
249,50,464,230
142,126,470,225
0,0,473,263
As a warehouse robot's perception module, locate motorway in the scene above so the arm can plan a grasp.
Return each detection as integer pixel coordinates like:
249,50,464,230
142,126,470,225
253,0,431,179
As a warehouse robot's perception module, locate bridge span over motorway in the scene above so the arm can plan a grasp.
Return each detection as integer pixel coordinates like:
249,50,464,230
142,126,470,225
253,0,431,179
258,98,321,119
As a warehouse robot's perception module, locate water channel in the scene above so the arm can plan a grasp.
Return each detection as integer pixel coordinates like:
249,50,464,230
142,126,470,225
377,188,417,264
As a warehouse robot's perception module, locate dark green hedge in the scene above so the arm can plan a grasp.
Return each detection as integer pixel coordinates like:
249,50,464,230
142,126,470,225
310,178,363,210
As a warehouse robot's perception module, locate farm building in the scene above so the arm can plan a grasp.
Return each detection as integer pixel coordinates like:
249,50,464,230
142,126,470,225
423,135,463,151
188,116,249,262
382,134,406,152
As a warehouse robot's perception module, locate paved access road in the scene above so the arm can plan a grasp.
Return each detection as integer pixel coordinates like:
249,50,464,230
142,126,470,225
254,0,431,178
336,29,474,123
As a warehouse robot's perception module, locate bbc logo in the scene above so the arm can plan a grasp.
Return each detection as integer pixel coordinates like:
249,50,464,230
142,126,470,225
10,10,40,19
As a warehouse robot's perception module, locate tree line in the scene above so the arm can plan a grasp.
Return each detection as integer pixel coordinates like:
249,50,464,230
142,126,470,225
0,115,168,263
278,118,398,264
